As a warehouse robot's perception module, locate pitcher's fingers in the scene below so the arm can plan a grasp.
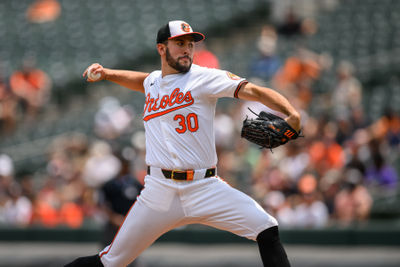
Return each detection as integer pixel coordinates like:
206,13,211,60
83,63,98,76
92,68,101,74
91,63,101,70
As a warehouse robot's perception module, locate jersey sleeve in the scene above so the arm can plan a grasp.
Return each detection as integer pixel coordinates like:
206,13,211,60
143,70,160,93
200,67,248,98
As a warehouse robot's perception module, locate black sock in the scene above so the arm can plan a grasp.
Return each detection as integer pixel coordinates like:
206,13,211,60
256,226,291,267
64,254,104,267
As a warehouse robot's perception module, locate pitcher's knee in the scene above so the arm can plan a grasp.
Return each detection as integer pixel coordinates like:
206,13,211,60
256,225,280,243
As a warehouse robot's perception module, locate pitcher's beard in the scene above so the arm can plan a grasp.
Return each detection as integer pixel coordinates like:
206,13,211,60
166,48,192,73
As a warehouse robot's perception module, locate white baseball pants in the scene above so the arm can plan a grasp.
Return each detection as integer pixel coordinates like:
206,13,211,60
99,170,277,267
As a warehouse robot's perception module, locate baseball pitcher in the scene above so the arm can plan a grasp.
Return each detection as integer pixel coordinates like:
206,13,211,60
65,20,301,267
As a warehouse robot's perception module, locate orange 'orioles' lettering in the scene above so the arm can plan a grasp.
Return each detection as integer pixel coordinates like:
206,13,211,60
143,88,194,121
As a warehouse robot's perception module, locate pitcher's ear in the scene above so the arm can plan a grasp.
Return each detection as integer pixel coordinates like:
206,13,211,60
157,43,167,56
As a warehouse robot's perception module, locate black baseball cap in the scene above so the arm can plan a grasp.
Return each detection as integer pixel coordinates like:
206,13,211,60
157,20,205,43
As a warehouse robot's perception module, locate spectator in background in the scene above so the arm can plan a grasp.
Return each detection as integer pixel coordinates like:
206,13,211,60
334,169,372,225
294,192,329,228
345,141,367,176
214,107,236,150
319,169,341,216
94,96,134,140
47,150,76,182
254,166,293,201
193,41,220,69
0,154,14,184
263,190,286,221
350,106,368,131
26,0,61,23
3,183,33,226
19,173,36,203
278,142,310,183
273,46,322,94
0,71,19,135
300,17,318,36
46,132,90,182
59,200,84,228
277,9,302,37
383,110,400,147
294,174,329,228
0,154,17,225
371,109,400,148
365,139,398,190
308,121,345,176
335,118,355,145
58,172,85,228
275,195,299,228
248,25,281,83
0,191,7,224
332,61,362,120
99,154,143,266
82,141,121,188
34,175,87,228
10,58,52,119
33,177,60,227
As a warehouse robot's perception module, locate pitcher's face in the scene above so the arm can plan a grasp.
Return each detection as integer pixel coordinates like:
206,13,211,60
164,36,195,73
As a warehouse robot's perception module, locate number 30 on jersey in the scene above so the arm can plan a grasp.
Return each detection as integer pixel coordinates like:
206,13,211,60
174,113,199,133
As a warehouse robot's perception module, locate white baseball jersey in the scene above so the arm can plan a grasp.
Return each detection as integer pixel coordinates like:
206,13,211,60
142,64,247,170
99,64,278,267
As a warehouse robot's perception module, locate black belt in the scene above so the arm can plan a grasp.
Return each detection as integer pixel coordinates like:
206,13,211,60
147,166,216,181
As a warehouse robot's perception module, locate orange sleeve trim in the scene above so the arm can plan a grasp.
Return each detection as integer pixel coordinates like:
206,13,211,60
234,80,248,98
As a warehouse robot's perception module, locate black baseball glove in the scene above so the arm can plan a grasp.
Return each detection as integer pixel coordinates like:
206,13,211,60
241,109,301,150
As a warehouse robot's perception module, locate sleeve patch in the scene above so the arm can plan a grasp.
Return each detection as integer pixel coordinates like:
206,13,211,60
226,71,241,80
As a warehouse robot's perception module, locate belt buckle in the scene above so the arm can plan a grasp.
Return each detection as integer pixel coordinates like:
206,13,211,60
170,170,177,181
171,169,182,181
171,169,194,181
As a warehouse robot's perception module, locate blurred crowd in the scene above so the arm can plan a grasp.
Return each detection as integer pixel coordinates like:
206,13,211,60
0,57,52,135
0,0,59,134
0,134,146,229
0,6,399,230
234,14,399,228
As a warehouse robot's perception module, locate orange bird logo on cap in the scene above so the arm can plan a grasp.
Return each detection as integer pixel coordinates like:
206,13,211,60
181,23,191,32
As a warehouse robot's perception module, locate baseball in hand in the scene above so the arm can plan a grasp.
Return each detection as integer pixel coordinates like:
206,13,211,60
88,67,101,81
